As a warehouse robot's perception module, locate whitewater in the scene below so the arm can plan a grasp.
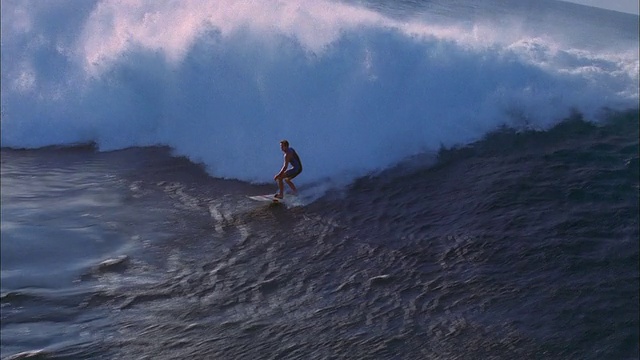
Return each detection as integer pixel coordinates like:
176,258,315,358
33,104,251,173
2,0,637,186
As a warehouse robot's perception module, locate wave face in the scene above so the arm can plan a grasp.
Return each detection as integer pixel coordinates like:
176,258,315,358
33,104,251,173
1,0,638,185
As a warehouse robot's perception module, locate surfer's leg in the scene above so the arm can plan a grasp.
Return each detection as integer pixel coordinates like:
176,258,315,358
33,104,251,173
275,176,285,198
285,178,297,194
283,169,300,195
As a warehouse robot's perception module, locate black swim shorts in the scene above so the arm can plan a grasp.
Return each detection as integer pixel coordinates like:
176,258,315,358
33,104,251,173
284,168,302,179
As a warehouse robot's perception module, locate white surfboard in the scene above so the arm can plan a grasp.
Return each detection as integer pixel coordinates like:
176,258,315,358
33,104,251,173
248,194,284,203
248,194,299,205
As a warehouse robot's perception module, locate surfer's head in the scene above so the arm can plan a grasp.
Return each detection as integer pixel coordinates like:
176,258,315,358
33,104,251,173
280,140,290,150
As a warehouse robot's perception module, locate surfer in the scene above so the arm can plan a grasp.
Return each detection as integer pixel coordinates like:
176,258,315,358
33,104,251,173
274,140,302,199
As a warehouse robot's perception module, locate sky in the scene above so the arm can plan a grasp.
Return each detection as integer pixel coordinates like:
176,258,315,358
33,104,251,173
561,0,640,15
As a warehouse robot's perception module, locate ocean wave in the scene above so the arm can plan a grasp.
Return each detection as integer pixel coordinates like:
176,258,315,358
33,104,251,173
1,0,638,185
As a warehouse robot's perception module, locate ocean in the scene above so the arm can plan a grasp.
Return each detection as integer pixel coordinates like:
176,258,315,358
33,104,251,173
1,0,638,359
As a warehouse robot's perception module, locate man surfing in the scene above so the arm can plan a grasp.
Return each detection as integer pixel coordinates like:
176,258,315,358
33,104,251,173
274,140,302,199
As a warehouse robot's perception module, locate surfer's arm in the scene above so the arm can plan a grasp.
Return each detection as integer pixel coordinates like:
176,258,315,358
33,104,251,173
275,156,290,178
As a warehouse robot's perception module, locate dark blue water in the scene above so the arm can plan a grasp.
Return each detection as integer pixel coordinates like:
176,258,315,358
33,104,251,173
2,111,638,359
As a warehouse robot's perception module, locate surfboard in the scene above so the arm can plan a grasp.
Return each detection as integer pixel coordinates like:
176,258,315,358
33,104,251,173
248,194,283,203
248,194,301,205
